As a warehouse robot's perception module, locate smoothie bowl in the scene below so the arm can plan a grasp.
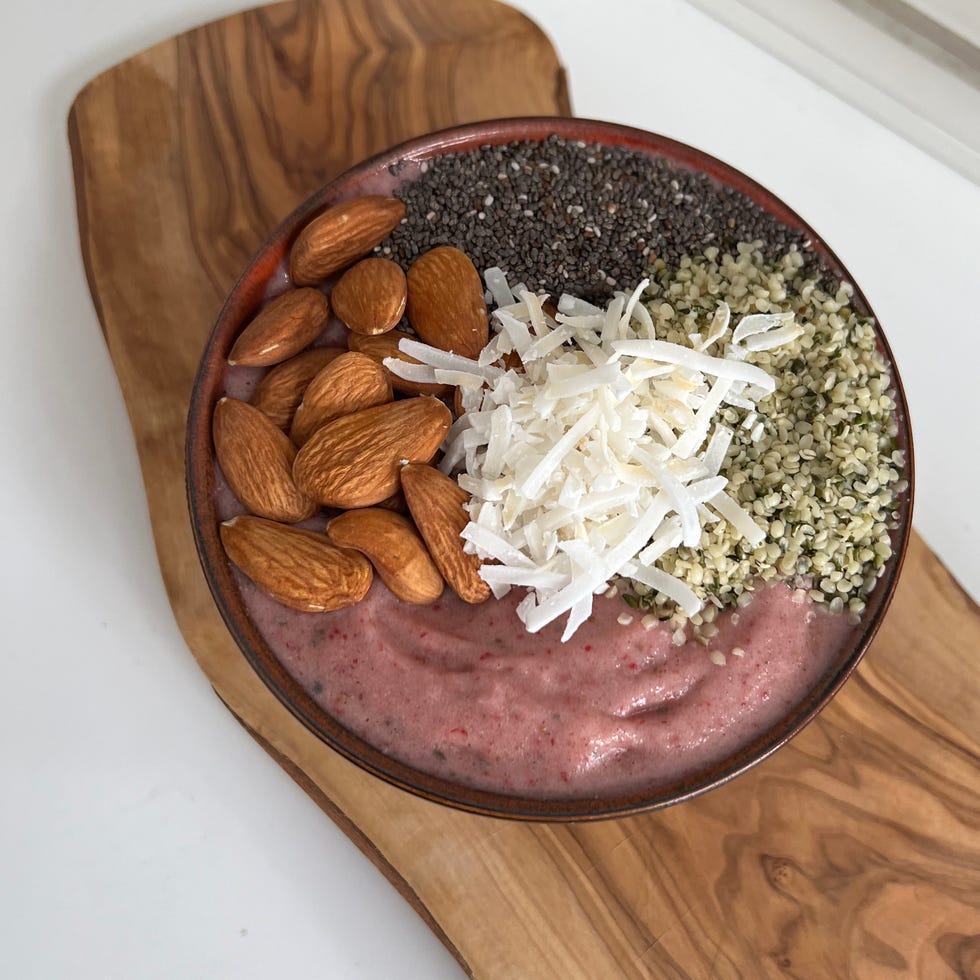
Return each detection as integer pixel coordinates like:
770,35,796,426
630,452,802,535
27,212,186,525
186,117,913,820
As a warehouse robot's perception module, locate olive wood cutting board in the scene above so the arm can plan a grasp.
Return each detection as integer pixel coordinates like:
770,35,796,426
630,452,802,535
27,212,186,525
68,0,980,975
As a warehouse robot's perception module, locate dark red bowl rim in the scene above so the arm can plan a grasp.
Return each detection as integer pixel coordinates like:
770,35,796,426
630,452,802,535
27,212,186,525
186,116,914,821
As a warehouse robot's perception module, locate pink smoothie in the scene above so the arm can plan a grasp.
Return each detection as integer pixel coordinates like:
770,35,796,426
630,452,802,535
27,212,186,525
229,548,851,799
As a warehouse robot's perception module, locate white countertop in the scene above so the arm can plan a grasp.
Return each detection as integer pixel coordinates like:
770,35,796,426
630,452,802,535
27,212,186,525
2,0,978,977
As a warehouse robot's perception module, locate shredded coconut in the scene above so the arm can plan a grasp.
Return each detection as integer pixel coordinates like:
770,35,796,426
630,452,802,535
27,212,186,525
384,271,803,640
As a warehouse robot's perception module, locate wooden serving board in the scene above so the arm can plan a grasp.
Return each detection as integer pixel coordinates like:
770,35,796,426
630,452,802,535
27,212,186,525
69,1,980,975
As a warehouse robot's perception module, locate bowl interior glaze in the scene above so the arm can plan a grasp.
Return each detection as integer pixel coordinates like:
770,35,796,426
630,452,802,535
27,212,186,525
186,117,913,821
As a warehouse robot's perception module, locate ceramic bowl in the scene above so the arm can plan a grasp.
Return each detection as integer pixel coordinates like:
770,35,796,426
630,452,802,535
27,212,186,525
186,117,913,820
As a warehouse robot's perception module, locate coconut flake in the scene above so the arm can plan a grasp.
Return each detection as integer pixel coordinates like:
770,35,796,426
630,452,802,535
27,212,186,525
732,311,793,344
741,323,804,351
709,490,766,547
484,267,515,309
395,338,503,380
382,359,438,384
621,561,702,618
696,302,731,350
701,424,734,478
611,339,777,393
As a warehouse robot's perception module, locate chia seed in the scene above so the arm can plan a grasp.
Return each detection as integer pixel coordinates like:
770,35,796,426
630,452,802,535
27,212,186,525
378,134,818,301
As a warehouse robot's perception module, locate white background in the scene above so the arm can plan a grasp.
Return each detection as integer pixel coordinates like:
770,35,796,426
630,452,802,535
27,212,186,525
2,1,978,977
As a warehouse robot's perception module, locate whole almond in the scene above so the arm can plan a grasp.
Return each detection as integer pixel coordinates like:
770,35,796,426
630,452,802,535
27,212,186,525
228,288,330,367
401,463,490,604
327,509,444,604
252,347,346,430
289,196,406,286
331,257,407,335
406,246,489,358
221,515,372,612
348,329,451,397
290,352,392,447
293,397,452,509
213,398,317,523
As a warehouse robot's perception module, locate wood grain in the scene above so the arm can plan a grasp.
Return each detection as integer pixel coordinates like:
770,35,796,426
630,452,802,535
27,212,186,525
69,1,980,977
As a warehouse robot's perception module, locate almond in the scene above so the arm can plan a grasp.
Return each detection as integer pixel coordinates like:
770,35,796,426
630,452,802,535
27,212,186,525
228,288,330,367
400,463,490,604
348,329,451,397
252,347,346,430
289,352,392,447
213,398,317,523
293,397,452,508
289,196,406,286
374,490,409,513
220,515,372,612
406,246,488,358
327,509,443,604
331,257,407,335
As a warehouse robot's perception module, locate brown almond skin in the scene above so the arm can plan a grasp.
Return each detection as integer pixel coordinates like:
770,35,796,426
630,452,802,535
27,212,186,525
331,257,407,335
348,329,451,397
374,490,408,513
293,397,451,509
213,398,317,523
228,288,330,367
290,352,393,447
406,246,489,358
252,347,346,430
498,350,524,372
289,196,406,286
327,509,444,604
220,516,372,612
401,463,490,604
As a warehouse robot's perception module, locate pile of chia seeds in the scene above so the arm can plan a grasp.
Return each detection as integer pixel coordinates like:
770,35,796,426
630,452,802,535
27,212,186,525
378,134,819,301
